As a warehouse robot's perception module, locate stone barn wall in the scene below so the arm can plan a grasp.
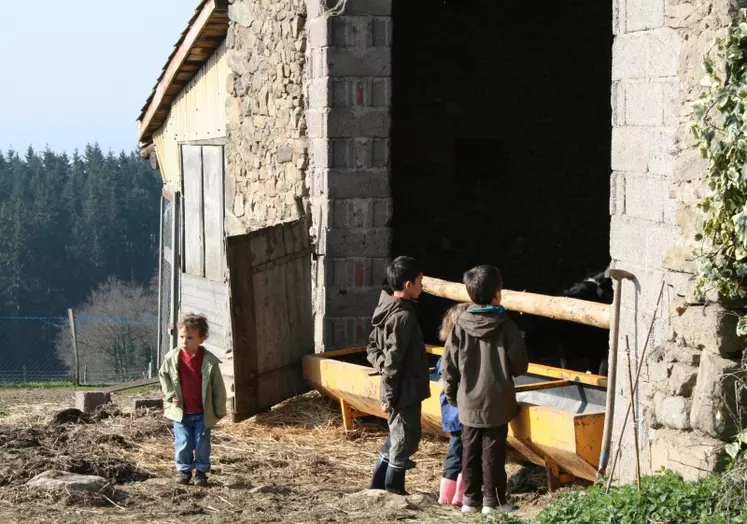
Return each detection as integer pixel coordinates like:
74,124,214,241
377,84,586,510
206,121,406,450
611,0,746,481
224,0,310,235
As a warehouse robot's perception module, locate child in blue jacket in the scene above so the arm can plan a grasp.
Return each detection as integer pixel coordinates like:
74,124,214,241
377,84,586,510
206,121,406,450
436,302,470,505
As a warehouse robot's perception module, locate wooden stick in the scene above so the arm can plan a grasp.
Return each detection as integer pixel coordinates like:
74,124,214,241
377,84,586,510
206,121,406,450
422,276,611,329
625,335,642,491
515,379,572,393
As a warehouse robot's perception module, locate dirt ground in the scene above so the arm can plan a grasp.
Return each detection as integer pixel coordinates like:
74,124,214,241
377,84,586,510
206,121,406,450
0,387,575,524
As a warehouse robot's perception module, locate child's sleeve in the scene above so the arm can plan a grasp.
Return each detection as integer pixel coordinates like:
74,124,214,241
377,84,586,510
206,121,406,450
505,321,529,377
158,357,176,403
366,327,384,372
379,312,413,406
211,364,227,419
441,328,460,407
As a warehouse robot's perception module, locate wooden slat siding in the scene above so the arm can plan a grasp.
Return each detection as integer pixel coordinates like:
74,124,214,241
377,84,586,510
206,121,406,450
152,42,227,188
202,146,224,282
182,145,205,277
180,273,229,345
227,219,313,421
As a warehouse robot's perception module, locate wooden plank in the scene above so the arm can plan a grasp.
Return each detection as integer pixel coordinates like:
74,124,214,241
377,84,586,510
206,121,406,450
182,145,204,277
422,276,611,329
202,146,224,282
138,0,218,142
227,234,259,420
182,272,226,298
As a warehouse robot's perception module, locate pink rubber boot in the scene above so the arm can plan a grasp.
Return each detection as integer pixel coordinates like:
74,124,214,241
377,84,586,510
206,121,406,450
438,477,457,505
451,473,466,506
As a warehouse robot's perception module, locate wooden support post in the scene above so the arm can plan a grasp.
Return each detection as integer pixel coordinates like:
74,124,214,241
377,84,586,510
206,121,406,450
68,309,79,387
545,457,562,492
340,399,355,432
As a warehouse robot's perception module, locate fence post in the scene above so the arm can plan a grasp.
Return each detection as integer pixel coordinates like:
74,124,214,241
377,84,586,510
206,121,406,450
68,309,79,387
83,364,88,385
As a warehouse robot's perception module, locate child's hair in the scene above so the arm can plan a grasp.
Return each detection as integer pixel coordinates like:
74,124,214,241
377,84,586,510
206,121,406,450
463,265,503,305
386,256,422,291
177,313,210,339
439,302,470,342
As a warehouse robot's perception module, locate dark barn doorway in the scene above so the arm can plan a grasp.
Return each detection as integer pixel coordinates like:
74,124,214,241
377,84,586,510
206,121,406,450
390,0,614,345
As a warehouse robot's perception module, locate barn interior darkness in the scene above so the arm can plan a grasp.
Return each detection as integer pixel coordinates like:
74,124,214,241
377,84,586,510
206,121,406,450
391,0,613,343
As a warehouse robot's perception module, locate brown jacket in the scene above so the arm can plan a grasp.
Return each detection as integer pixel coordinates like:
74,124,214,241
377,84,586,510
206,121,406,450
366,291,431,409
442,306,528,428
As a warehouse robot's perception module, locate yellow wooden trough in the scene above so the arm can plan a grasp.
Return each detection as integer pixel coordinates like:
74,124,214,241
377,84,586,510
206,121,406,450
302,344,608,489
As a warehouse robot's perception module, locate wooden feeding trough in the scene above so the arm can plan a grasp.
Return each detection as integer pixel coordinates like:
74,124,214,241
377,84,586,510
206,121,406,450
302,345,607,488
302,274,614,489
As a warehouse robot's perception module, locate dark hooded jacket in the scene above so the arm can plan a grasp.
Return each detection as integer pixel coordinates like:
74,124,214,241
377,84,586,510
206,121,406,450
366,291,431,409
442,305,528,428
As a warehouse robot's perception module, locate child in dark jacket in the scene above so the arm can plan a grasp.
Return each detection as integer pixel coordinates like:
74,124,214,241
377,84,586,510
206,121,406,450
436,302,470,505
366,256,430,495
442,265,528,515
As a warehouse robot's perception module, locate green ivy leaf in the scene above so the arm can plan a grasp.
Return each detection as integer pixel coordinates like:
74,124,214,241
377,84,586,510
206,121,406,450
737,316,747,337
725,442,740,459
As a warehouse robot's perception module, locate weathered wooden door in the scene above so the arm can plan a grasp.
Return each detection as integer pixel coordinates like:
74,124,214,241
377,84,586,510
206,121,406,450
227,219,313,421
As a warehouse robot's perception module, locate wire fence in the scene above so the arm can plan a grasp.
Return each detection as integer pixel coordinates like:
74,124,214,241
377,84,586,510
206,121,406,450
0,314,159,385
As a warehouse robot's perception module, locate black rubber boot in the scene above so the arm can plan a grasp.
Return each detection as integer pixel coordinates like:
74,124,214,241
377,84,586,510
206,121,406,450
384,465,408,495
368,457,389,490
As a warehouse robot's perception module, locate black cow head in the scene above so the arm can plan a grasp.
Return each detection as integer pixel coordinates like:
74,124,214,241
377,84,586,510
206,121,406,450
562,270,613,304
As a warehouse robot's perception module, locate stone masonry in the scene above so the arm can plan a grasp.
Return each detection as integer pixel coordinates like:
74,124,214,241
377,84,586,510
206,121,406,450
224,0,309,235
306,0,393,351
611,0,746,482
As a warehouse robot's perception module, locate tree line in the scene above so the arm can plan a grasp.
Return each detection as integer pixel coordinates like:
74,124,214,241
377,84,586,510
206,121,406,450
0,144,162,380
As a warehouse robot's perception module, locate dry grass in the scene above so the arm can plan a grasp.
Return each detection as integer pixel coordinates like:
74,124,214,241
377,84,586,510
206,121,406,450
0,388,557,522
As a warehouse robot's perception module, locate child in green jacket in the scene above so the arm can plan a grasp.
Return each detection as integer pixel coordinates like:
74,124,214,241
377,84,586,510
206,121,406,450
159,313,226,487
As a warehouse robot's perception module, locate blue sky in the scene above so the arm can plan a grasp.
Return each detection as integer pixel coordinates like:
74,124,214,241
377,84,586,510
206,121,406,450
0,1,198,155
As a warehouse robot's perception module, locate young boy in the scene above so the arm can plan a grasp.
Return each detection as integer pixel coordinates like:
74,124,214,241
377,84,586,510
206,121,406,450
366,256,430,495
442,265,528,515
159,313,227,487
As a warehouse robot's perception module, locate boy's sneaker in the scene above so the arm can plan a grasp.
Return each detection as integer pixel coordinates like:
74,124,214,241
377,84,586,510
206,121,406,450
461,505,479,513
175,471,191,485
194,471,208,487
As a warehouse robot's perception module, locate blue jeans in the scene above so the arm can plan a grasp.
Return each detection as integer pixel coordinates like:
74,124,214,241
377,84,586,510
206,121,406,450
174,413,211,473
443,431,463,480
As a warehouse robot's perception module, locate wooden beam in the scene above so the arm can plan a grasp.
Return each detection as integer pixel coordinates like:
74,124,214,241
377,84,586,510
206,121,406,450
422,276,611,329
515,379,573,393
137,0,218,142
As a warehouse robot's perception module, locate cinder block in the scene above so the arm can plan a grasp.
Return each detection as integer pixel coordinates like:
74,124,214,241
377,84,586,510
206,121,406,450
647,128,676,175
322,227,392,257
75,391,111,414
625,174,668,222
612,33,647,80
322,256,389,288
645,222,678,268
326,169,391,199
625,0,665,33
309,109,390,138
611,127,649,173
624,81,664,126
323,315,372,350
646,28,679,78
327,198,393,229
610,215,647,264
325,287,382,316
319,48,391,77
340,0,392,16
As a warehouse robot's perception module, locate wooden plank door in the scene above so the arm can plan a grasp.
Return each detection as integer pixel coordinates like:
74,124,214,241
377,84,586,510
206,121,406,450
227,219,313,420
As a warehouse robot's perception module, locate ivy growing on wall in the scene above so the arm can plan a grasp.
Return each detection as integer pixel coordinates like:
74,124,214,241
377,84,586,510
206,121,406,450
692,10,747,336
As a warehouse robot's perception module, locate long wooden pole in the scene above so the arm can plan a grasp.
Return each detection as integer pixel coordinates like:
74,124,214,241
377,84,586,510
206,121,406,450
422,276,611,329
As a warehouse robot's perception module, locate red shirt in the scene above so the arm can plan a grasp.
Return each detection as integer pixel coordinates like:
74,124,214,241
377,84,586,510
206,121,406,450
178,348,204,414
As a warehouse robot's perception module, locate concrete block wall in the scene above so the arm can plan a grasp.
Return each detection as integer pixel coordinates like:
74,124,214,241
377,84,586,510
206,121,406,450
610,0,742,482
306,0,392,351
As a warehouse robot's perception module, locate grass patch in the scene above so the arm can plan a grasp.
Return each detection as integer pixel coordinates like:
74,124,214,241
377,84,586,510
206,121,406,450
480,470,747,524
